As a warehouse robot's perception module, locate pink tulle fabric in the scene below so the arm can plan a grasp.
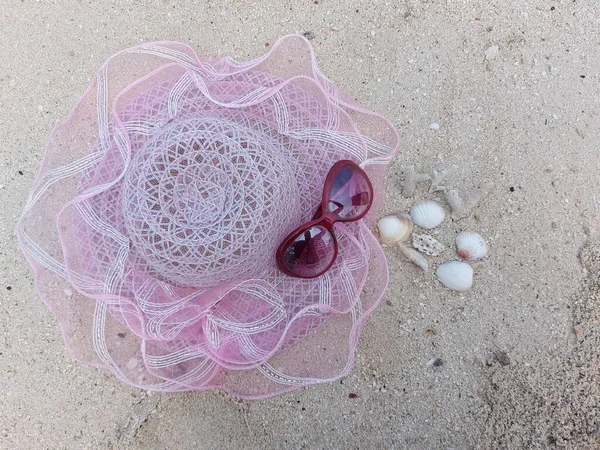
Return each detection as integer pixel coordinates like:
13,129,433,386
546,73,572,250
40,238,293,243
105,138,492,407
17,35,399,398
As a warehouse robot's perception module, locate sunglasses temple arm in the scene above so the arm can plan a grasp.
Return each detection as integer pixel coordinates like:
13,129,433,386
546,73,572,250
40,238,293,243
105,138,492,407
311,205,323,220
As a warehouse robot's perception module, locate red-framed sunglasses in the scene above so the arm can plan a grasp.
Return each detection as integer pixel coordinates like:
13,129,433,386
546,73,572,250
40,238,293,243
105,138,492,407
276,160,373,279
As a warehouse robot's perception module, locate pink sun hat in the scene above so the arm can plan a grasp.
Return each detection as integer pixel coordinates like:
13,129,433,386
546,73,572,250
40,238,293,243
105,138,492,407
16,35,399,399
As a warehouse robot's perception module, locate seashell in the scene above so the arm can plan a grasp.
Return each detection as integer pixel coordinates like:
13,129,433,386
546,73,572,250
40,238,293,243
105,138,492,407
436,261,473,292
398,244,428,272
377,214,413,245
456,232,488,261
410,200,446,229
412,233,445,256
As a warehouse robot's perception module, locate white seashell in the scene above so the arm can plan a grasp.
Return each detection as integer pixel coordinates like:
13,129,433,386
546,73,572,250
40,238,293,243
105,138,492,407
456,232,488,261
410,200,446,229
398,244,429,272
436,261,473,292
377,214,413,245
412,233,445,256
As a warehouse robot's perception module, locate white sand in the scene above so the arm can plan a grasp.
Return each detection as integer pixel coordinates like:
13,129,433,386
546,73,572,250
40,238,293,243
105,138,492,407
1,1,599,448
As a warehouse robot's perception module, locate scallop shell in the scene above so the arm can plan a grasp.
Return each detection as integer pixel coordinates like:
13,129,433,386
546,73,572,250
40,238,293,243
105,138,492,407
412,233,444,256
456,232,488,261
377,214,413,245
436,261,473,292
410,200,445,229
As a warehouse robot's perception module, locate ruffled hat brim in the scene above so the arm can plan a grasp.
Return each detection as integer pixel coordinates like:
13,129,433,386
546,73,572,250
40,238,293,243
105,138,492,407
17,35,398,398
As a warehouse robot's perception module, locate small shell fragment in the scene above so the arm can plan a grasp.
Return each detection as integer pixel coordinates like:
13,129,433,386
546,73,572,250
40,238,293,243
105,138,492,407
436,261,473,292
377,214,413,245
456,232,488,261
412,233,445,256
410,200,446,229
484,44,499,61
398,244,429,272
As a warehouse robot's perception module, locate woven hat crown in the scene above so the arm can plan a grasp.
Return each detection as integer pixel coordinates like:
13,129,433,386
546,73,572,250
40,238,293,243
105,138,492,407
122,115,300,287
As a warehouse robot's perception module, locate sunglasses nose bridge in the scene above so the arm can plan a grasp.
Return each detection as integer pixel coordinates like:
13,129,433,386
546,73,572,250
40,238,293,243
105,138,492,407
321,211,337,229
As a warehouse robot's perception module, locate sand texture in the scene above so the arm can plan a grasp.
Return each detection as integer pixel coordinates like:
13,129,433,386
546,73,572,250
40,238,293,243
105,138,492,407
1,1,599,448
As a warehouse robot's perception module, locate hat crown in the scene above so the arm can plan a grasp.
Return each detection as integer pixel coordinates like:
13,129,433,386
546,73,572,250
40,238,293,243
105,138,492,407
123,116,300,288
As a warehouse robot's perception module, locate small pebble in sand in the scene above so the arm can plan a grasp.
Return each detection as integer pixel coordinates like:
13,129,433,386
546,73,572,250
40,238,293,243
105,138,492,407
301,31,315,40
430,122,440,130
427,358,444,367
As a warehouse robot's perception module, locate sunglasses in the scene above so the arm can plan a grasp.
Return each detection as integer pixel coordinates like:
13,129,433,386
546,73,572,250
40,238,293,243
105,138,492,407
276,160,373,279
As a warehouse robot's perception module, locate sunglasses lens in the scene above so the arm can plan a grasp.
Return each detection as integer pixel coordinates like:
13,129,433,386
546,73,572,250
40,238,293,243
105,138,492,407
326,164,372,220
282,225,336,277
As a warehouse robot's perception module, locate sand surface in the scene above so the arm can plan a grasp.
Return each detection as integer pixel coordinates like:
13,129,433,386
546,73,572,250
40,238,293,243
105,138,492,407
1,1,599,448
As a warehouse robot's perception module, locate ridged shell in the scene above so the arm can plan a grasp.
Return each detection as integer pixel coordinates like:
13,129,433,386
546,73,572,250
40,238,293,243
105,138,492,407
412,233,444,256
456,232,488,261
436,261,473,292
410,200,445,229
377,214,413,245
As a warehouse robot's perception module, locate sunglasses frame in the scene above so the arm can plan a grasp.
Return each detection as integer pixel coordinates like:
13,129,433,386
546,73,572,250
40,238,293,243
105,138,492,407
276,160,374,279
